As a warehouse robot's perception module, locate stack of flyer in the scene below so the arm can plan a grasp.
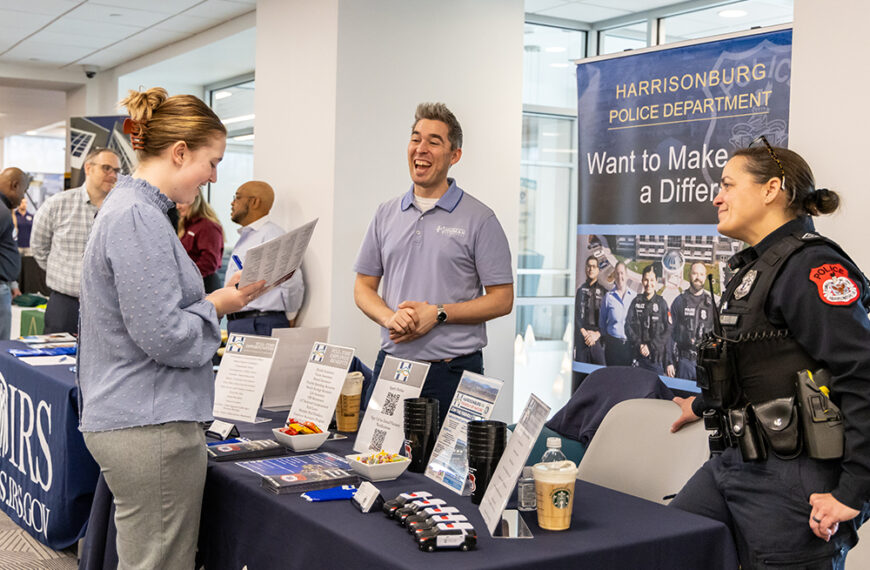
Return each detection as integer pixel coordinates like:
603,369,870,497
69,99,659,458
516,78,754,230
238,452,360,494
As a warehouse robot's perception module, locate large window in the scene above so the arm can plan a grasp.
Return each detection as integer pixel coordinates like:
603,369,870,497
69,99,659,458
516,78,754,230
599,21,648,54
207,76,255,244
661,1,793,44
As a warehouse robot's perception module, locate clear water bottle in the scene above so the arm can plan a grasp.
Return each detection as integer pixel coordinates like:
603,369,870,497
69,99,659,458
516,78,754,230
517,466,536,511
541,437,567,463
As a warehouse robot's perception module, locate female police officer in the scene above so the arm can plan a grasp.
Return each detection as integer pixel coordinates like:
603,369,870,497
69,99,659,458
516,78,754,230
670,139,870,568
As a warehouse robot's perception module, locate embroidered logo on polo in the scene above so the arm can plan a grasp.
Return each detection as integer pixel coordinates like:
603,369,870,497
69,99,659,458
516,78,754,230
734,269,757,300
810,263,859,306
436,225,466,237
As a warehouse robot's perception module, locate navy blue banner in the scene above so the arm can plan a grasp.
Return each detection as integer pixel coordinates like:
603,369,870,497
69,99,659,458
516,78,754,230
573,29,792,391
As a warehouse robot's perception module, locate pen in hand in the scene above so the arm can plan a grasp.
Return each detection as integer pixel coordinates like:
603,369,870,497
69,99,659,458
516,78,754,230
232,255,243,288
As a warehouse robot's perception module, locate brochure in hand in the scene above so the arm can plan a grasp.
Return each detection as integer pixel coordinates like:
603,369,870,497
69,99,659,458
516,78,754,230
206,439,286,462
237,452,361,494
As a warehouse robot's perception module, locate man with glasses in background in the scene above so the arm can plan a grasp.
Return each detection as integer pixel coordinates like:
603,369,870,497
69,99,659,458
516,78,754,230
0,167,30,339
32,147,120,334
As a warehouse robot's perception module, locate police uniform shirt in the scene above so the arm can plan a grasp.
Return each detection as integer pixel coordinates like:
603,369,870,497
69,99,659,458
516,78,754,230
625,293,671,363
695,216,870,510
575,279,607,332
670,290,714,357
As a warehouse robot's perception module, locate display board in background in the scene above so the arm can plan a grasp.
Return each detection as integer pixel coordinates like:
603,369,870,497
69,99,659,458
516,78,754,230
68,116,137,188
573,27,792,392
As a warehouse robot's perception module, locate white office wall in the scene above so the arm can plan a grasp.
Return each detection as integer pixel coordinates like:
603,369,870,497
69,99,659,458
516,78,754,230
255,0,523,420
790,0,870,271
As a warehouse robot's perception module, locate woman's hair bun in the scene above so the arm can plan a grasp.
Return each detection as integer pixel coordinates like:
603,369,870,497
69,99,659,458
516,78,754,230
803,187,840,216
120,87,168,123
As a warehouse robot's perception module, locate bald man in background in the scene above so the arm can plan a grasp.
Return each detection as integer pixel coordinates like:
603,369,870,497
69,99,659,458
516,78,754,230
224,181,304,335
0,167,30,339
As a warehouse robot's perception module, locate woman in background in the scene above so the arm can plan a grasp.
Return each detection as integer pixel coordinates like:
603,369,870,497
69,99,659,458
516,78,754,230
177,190,224,293
78,86,264,569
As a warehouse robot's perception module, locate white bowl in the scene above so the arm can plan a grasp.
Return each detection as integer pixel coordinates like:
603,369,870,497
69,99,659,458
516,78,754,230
345,453,411,482
272,428,329,452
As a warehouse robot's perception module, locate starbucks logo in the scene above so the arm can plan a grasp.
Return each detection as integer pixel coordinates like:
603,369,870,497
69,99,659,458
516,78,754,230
551,489,571,509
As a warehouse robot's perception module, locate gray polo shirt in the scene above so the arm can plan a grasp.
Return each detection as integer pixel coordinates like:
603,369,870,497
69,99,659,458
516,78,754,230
354,180,512,360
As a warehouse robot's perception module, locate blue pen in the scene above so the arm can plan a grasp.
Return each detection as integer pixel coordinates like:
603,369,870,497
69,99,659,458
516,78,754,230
232,254,244,270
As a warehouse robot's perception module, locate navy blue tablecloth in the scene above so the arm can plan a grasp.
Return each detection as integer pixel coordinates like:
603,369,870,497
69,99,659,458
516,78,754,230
0,341,99,550
193,412,737,570
80,409,736,568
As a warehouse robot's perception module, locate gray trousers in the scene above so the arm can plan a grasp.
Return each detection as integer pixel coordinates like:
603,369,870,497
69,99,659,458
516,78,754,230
84,422,207,570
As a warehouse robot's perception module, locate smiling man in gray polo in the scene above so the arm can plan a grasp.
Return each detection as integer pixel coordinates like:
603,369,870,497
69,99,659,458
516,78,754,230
354,103,513,424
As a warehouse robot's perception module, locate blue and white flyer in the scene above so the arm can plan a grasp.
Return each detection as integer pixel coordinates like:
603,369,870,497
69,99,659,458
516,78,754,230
425,371,503,494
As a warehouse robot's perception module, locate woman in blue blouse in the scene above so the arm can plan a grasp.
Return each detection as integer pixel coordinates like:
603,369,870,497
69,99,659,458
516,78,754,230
78,87,264,569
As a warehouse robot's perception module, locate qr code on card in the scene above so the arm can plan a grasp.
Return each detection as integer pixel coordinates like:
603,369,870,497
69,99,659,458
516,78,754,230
370,428,387,451
382,391,400,416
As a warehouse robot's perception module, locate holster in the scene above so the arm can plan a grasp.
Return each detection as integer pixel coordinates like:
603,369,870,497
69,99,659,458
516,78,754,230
796,369,844,460
728,405,766,462
753,396,801,458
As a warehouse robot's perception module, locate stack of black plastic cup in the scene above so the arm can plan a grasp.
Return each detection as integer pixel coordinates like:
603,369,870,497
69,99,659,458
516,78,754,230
467,420,507,504
403,397,440,473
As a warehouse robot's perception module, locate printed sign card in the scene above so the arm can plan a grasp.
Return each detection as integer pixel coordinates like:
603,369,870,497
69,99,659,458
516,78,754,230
286,342,355,430
354,356,430,454
213,334,281,423
425,371,503,495
479,394,550,535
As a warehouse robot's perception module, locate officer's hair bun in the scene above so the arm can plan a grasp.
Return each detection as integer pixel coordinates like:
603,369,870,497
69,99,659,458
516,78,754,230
803,187,839,216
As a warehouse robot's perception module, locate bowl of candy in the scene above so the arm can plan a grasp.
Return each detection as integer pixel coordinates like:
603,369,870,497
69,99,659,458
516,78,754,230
273,419,329,452
345,451,411,482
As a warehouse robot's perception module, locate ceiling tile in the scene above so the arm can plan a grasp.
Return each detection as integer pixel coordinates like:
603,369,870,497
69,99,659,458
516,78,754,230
3,40,93,63
42,17,142,41
90,0,202,15
182,0,255,21
538,3,630,22
152,13,226,34
63,2,168,27
0,0,82,16
525,0,572,12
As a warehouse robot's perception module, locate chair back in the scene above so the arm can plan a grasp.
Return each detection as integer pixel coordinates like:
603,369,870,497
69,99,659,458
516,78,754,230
575,398,708,504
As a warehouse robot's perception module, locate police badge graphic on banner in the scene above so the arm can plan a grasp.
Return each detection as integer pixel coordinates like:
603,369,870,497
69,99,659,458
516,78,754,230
573,27,792,391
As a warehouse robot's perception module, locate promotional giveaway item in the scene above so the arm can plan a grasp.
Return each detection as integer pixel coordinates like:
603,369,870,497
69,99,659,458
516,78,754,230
213,334,280,423
479,394,550,537
425,371,503,494
262,326,329,410
237,218,318,289
466,420,507,505
403,397,440,473
287,342,355,432
355,356,430,453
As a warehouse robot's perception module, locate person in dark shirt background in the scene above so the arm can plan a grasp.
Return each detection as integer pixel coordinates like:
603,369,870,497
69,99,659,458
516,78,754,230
625,263,670,374
573,254,608,392
667,261,714,380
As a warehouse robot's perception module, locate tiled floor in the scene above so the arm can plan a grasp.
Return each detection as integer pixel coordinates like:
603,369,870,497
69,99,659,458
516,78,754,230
0,510,77,570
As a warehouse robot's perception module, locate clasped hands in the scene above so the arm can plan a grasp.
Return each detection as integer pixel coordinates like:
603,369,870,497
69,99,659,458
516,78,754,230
385,300,438,343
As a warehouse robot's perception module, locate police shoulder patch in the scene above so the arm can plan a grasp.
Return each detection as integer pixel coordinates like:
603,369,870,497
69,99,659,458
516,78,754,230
809,263,859,306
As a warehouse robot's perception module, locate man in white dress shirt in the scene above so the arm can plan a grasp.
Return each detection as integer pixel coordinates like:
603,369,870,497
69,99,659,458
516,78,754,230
224,180,304,335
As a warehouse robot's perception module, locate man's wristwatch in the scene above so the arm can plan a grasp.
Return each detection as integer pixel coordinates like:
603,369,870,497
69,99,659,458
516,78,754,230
436,304,448,324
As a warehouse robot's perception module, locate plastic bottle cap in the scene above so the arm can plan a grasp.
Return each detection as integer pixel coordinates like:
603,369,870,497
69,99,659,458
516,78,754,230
546,437,562,449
